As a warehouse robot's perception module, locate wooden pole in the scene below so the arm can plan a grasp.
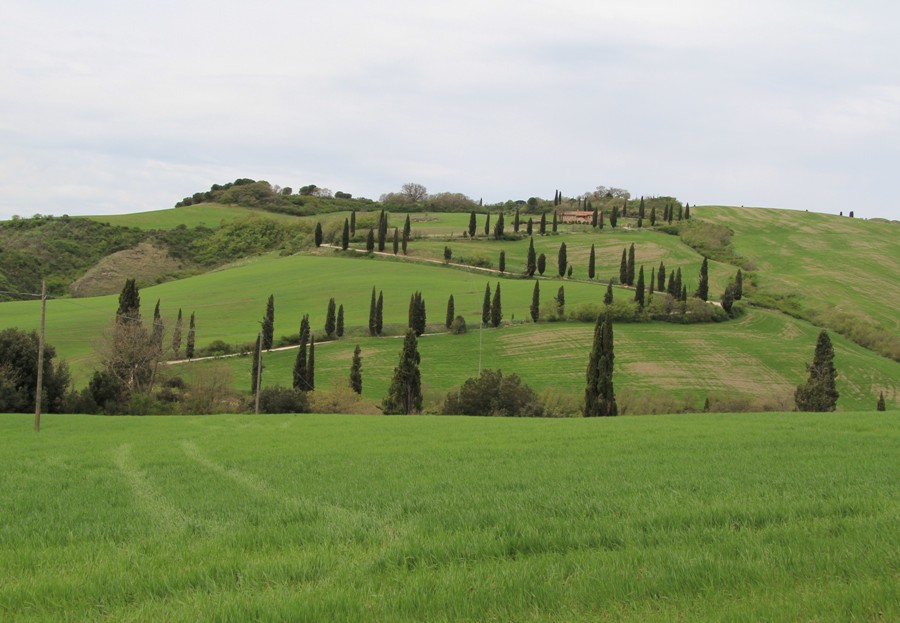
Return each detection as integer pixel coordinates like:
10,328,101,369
254,332,263,415
34,280,46,433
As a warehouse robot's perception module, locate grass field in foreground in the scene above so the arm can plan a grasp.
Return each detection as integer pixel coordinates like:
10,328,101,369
2,412,897,622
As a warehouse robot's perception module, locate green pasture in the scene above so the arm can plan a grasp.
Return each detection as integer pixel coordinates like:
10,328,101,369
2,412,897,621
180,307,898,412
84,203,303,230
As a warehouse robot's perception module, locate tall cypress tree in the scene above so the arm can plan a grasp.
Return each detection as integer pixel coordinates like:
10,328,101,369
493,212,505,239
393,228,399,255
556,286,565,317
721,284,735,314
513,209,520,233
401,227,409,255
341,218,350,250
349,345,363,394
325,297,336,337
375,291,384,336
186,312,196,359
526,237,536,277
484,213,491,237
293,314,310,390
526,218,534,236
314,222,323,247
588,244,596,279
795,330,839,412
482,283,491,326
649,267,655,296
368,287,377,336
382,330,422,415
584,311,617,416
638,196,645,219
499,250,506,273
468,211,476,237
365,229,375,252
558,242,568,277
876,392,885,411
445,294,455,329
377,210,388,252
681,285,687,303
491,283,502,328
262,294,275,350
152,299,164,352
403,214,411,243
251,333,262,394
658,261,666,292
350,210,356,237
684,203,691,220
537,253,546,276
619,248,628,285
552,210,558,233
667,272,676,297
539,212,547,235
650,205,656,226
530,281,540,322
305,337,315,391
610,206,618,228
675,268,682,297
627,243,635,286
599,210,605,229
735,269,743,300
592,206,598,228
172,308,183,358
116,279,141,324
634,266,645,308
696,257,709,301
336,304,344,338
604,280,613,305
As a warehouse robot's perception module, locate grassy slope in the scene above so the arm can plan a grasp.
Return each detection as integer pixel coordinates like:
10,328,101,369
2,412,897,622
83,202,304,230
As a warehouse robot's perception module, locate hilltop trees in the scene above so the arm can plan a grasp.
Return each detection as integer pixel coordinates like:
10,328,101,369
795,330,839,412
382,329,422,415
584,312,617,416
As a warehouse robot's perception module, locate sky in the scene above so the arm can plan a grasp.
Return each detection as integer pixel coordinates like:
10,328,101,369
1,0,899,220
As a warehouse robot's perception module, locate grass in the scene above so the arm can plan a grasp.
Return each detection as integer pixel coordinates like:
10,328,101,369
83,203,304,230
1,411,897,621
180,307,898,412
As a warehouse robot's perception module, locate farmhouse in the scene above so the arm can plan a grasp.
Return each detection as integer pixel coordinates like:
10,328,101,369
560,210,594,224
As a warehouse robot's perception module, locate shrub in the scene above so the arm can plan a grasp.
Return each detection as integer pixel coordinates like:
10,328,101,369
449,316,467,334
442,369,544,417
258,386,309,414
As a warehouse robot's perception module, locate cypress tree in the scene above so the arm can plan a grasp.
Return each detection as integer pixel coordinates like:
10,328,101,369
684,203,691,220
393,228,399,255
526,218,534,236
667,205,674,224
116,279,141,323
484,212,491,237
325,297,336,337
637,216,642,228
443,246,452,262
382,329,423,415
403,214,411,242
638,196,645,219
567,265,573,278
658,261,666,292
635,266,645,308
172,308,183,358
667,272,676,297
377,209,388,252
649,267,655,296
305,337,315,391
375,291,384,336
293,314,310,390
408,291,426,336
537,253,546,276
627,243,635,286
721,284,735,314
526,237,536,277
251,333,262,394
499,250,506,273
445,294,455,329
341,218,350,250
336,304,344,338
622,200,627,217
552,210,558,233
677,205,683,221
795,330,839,412
735,269,743,300
539,212,547,235
314,222,323,247
558,242,567,277
696,256,709,301
530,281,540,322
584,311,617,416
365,229,375,252
491,283,502,327
262,294,275,350
513,208,520,233
368,287,377,336
350,210,356,237
619,248,627,285
592,206,598,228
401,227,409,255
482,283,491,326
556,285,565,317
604,280,613,305
675,267,683,297
681,285,687,302
876,392,886,411
610,206,618,228
588,243,596,279
349,345,363,394
468,211,477,238
493,212,505,239
650,205,656,226
186,312,196,359
152,299,164,352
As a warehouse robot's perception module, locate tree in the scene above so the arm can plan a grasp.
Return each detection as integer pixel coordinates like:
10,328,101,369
262,294,275,350
375,291,384,336
588,244,596,279
499,250,506,273
468,211,477,238
649,267,655,296
658,261,666,293
638,196,645,219
368,287,377,336
381,330,422,415
539,212,547,235
650,205,656,226
116,278,141,323
592,207,598,228
484,213,491,237
186,312,196,360
336,304,344,338
696,256,709,301
877,392,886,411
734,269,743,300
619,248,628,285
403,214,411,249
400,182,428,202
442,369,544,416
552,210,558,233
365,229,375,252
393,228,399,255
513,209,520,233
306,337,315,391
721,284,735,314
493,212,505,239
556,285,565,317
408,291,426,336
341,218,350,250
172,308,183,358
325,297,336,337
610,206,618,228
675,267,682,298
599,210,605,229
250,333,263,394
0,328,70,414
684,203,691,220
627,243,635,286
526,218,533,236
314,222,323,247
557,242,568,277
401,226,409,255
482,283,491,326
584,311,617,416
152,299,164,353
444,246,452,262
795,330,839,412
491,282,502,327
604,280,613,305
350,210,356,237
377,210,388,252
445,294,455,329
537,253,546,276
293,315,310,391
526,238,536,277
350,345,363,394
635,266,645,308
530,281,540,322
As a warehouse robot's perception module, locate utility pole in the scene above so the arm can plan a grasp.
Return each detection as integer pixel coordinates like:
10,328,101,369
34,280,46,433
254,332,263,415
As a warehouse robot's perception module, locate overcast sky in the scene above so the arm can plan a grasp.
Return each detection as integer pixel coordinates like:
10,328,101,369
2,0,898,220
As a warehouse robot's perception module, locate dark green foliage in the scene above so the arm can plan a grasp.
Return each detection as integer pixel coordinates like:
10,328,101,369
681,285,688,303
368,287,377,336
588,244,596,280
342,218,350,250
499,250,506,273
349,345,362,394
365,229,375,252
449,316,467,334
172,309,183,358
250,334,262,394
445,295,455,329
619,249,628,285
721,285,735,314
627,243,635,286
325,298,336,337
442,369,544,416
539,213,547,235
526,218,533,236
0,328,70,413
117,279,141,323
350,210,356,237
684,203,691,219
336,304,344,338
444,246,452,262
377,210,388,252
403,214,411,242
650,206,657,226
530,282,540,322
556,286,565,317
306,338,315,391
666,272,676,297
610,206,618,228
557,242,567,277
677,205,684,220
658,262,666,292
468,211,477,238
567,265,573,278
513,209,520,232
537,253,546,276
482,283,491,326
258,386,308,414
293,315,310,389
493,212,505,239
697,257,709,301
262,295,275,350
375,291,384,336
401,227,409,255
675,268,683,298
795,330,839,412
408,291,426,336
552,211,558,233
638,196,645,219
186,313,196,360
649,268,655,296
152,299,164,352
491,283,502,328
604,280,613,305
599,211,604,229
484,213,491,237
592,207,598,228
584,312,617,416
635,266,645,308
735,269,743,300
314,222,323,247
526,238,536,277
877,392,885,411
393,228,399,255
382,330,423,415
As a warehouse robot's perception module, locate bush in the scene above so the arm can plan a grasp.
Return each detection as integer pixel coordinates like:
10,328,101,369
442,369,544,416
449,315,467,334
258,386,309,414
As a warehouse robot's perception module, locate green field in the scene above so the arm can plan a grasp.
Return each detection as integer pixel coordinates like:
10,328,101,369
2,412,897,621
84,203,304,230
